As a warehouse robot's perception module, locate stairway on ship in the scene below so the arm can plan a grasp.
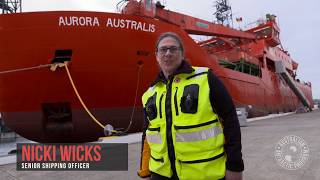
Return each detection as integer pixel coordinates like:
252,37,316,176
275,61,312,111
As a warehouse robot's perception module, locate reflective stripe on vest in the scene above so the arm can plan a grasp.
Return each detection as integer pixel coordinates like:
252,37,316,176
176,126,223,142
195,67,207,74
146,133,162,144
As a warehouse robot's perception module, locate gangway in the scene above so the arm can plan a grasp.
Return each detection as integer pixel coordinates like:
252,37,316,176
275,61,312,111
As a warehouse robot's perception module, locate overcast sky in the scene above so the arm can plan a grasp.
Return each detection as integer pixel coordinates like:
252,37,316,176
21,0,320,99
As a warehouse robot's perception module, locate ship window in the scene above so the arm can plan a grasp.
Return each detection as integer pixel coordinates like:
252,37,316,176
219,59,261,77
254,26,272,39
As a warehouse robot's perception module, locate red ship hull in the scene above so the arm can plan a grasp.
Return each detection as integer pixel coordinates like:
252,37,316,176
0,11,313,142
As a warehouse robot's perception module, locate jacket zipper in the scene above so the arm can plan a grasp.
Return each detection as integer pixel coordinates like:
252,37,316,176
165,77,177,178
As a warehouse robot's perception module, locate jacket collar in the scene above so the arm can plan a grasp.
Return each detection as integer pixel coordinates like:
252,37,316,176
151,60,194,86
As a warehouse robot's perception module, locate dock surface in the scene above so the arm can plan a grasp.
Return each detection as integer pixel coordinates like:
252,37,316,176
0,109,319,180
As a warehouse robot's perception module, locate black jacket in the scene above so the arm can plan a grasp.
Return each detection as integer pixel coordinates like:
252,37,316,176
141,61,244,178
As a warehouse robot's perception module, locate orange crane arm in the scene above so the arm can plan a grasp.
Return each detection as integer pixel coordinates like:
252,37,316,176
155,7,256,40
122,0,255,40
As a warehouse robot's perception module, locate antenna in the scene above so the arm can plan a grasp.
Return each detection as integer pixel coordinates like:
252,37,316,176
213,0,233,27
0,0,22,14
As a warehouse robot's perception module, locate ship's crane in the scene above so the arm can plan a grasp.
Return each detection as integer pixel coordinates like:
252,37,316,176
122,0,256,40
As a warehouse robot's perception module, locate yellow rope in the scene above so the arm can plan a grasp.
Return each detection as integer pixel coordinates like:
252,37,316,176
0,64,52,74
63,62,111,130
0,62,118,133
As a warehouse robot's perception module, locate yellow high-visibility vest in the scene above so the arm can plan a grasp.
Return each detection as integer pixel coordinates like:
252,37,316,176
142,66,226,180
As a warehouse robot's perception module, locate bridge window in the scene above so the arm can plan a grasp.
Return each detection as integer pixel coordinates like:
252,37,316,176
254,26,272,39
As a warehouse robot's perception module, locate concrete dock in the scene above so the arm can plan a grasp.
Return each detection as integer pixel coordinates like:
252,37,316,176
0,109,319,180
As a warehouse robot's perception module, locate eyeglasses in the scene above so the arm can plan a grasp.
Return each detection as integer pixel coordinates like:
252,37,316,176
157,46,181,55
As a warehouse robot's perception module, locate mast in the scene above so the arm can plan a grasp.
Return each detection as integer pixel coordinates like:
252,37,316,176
213,0,233,27
0,0,21,14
